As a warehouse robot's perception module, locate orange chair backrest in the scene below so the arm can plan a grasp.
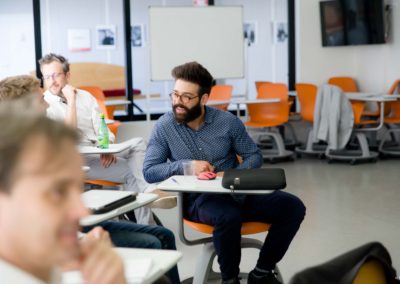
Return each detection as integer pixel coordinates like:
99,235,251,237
257,83,288,100
208,85,233,111
79,86,121,136
295,83,318,122
255,81,271,93
248,83,289,124
209,85,233,101
209,85,233,111
328,77,359,92
386,79,400,118
350,101,365,125
79,86,109,118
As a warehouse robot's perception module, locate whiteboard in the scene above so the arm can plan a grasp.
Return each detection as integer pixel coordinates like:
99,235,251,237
149,6,244,81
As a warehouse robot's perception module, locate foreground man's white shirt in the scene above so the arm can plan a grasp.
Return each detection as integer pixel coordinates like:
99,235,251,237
0,258,61,284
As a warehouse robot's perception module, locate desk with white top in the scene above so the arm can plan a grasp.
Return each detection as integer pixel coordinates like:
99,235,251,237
104,99,131,107
345,92,400,131
62,247,182,284
158,175,274,195
78,138,142,155
80,191,157,226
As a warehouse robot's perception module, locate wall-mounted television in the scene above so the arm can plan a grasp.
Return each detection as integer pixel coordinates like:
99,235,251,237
320,0,386,47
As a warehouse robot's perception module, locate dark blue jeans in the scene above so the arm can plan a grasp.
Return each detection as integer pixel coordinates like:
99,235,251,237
187,191,306,280
83,220,180,284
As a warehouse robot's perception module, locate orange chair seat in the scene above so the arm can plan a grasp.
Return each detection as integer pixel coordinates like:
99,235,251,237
183,219,271,235
383,117,400,124
86,180,122,187
245,118,288,128
362,110,380,117
355,119,380,126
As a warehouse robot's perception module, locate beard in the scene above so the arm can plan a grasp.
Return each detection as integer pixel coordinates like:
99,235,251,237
173,101,202,124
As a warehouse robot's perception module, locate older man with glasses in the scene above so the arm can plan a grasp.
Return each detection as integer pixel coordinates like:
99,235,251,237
39,53,176,225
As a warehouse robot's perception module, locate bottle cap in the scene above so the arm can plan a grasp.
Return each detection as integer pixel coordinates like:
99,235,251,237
100,113,105,119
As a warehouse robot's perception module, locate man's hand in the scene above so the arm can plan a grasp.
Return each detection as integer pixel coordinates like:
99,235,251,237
62,84,77,103
100,154,117,168
61,227,113,272
192,160,214,175
85,226,112,246
80,231,126,284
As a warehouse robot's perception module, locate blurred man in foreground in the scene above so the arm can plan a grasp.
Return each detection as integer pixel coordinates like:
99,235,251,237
0,100,126,284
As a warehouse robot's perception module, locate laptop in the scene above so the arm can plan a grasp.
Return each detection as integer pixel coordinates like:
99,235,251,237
82,190,137,214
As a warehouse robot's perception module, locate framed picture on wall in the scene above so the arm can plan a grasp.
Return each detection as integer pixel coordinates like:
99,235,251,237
273,22,288,44
96,25,116,49
244,22,257,46
131,24,144,47
67,29,91,52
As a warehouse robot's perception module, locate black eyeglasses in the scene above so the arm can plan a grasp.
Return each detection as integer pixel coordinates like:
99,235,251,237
169,92,199,104
42,72,65,81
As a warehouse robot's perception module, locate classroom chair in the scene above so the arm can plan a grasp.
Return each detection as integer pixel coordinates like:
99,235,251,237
79,86,121,136
314,85,378,164
208,85,233,111
255,81,271,93
246,83,295,162
177,194,283,284
256,81,296,118
328,76,381,119
294,83,326,157
258,83,298,146
328,76,359,92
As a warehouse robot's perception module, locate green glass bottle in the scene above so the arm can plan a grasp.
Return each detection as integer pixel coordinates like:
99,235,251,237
97,113,109,149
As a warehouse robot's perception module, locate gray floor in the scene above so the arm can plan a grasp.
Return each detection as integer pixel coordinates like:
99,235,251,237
118,121,400,283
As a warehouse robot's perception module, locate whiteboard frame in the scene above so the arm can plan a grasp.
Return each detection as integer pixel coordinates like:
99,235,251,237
149,6,245,81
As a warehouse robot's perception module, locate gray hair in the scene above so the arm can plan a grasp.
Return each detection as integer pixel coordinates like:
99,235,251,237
39,53,70,73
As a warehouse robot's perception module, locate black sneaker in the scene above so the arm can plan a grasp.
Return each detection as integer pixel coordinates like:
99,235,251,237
247,270,282,284
222,277,240,284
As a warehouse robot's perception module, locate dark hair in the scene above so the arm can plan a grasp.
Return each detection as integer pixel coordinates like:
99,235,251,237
39,53,70,73
171,62,214,97
0,100,79,192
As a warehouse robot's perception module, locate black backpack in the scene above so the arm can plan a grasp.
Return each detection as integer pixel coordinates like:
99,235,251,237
289,242,399,284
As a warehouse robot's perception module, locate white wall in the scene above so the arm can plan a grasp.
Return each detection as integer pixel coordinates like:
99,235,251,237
1,0,288,101
220,0,288,98
296,0,400,92
132,0,288,99
0,0,35,79
41,0,125,65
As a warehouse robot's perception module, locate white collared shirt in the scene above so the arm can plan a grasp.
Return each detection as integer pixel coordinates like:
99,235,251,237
0,258,60,284
44,89,115,144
